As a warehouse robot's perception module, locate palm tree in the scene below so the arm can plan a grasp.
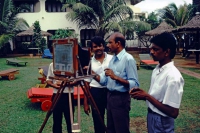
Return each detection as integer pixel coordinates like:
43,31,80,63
156,2,196,53
0,0,29,49
146,12,161,29
61,0,150,38
157,2,195,28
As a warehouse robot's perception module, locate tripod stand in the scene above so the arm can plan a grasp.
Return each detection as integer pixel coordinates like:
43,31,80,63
38,70,107,133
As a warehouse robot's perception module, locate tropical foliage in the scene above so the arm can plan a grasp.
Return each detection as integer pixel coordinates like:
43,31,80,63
61,0,150,38
155,2,196,52
156,2,195,28
146,12,160,29
0,0,29,50
32,21,47,54
51,28,79,39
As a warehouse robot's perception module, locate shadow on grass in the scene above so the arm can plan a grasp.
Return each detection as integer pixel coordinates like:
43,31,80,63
25,102,42,111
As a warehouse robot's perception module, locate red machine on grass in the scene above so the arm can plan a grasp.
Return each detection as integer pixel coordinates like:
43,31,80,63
27,86,84,111
27,87,53,111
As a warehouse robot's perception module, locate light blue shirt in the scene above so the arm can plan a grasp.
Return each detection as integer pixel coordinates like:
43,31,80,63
100,49,139,92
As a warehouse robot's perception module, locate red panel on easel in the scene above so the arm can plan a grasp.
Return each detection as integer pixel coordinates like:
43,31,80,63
73,87,84,100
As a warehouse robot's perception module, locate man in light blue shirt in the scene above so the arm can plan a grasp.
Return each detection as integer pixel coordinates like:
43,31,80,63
94,32,139,133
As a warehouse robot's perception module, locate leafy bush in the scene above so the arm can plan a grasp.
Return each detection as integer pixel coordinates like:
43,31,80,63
51,28,78,39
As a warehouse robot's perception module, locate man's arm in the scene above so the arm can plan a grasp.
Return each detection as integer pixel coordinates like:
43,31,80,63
103,57,139,89
130,88,179,118
46,80,60,89
125,58,139,89
104,68,129,88
46,63,60,89
146,94,179,119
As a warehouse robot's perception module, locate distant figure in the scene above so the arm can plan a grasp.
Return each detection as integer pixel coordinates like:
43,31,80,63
94,32,139,133
130,33,184,133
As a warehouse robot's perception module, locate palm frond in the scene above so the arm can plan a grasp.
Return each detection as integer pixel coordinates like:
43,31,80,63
66,11,98,29
157,2,193,28
165,19,177,27
168,3,178,15
105,4,133,22
2,0,14,22
14,18,29,31
100,22,122,33
177,5,188,26
0,34,14,48
1,0,30,38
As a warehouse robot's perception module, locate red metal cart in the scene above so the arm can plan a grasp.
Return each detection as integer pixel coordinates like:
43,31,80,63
27,87,53,111
27,86,84,111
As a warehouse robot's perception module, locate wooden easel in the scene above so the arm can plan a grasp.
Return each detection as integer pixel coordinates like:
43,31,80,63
38,57,107,133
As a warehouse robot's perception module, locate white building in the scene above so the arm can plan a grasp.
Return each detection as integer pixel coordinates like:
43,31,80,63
14,0,143,51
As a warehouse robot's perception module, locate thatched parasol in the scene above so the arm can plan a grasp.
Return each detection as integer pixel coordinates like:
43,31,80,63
145,21,173,36
173,12,200,32
16,26,52,36
173,12,200,64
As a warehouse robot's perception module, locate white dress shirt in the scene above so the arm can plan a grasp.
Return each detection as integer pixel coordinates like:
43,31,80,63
147,61,184,117
89,52,113,88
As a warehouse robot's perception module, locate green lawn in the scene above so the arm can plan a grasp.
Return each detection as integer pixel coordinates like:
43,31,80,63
186,67,200,74
0,57,200,133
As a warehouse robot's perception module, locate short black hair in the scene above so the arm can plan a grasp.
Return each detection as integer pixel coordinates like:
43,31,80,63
90,36,105,49
150,32,176,59
115,37,126,48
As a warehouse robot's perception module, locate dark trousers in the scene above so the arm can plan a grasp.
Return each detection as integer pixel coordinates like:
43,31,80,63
52,93,74,133
147,108,174,133
107,91,131,133
90,87,107,133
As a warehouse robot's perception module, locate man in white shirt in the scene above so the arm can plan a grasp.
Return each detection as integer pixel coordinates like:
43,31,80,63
46,62,74,133
130,32,184,133
83,36,112,133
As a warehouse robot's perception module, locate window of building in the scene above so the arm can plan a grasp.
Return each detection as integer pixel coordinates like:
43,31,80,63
80,29,96,47
45,1,66,12
16,36,32,42
13,1,39,13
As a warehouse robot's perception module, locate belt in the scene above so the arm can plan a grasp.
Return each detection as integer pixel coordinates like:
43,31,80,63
108,90,128,95
90,87,107,89
148,108,168,118
148,108,154,113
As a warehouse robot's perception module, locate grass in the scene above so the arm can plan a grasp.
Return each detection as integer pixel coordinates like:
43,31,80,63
186,67,200,74
0,56,200,133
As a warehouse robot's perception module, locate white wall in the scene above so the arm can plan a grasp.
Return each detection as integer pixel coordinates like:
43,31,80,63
17,0,81,40
17,0,143,47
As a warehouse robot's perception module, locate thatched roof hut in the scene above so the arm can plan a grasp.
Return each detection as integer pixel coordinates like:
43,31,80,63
145,22,173,36
173,12,200,33
17,26,52,36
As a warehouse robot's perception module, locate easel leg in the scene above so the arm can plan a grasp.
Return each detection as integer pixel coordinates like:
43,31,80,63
38,81,69,133
68,86,81,132
79,80,107,132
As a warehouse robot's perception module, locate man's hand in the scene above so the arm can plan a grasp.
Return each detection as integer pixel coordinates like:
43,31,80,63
53,80,61,89
69,80,79,86
104,68,117,80
83,66,95,74
54,84,60,89
83,66,89,70
129,88,148,101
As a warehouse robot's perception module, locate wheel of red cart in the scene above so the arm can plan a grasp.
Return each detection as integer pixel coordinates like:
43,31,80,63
8,74,15,80
41,100,52,111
